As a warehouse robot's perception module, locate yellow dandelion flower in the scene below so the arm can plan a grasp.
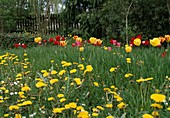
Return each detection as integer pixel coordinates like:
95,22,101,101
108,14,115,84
92,113,99,117
106,116,114,118
53,108,65,113
150,93,166,102
167,107,170,111
36,81,47,88
15,114,22,118
79,47,84,51
96,106,104,110
76,106,84,111
109,67,116,72
0,100,4,103
57,94,64,98
142,114,153,118
58,70,66,76
48,97,55,101
43,72,49,77
117,102,126,109
51,70,57,75
22,100,32,106
65,104,70,109
4,114,9,117
103,88,111,92
74,78,82,85
77,111,89,118
150,103,162,109
70,69,77,74
152,111,159,116
69,102,77,108
21,84,31,92
60,98,66,103
16,73,22,77
78,64,85,70
9,105,19,110
50,79,59,85
93,82,99,87
105,103,113,108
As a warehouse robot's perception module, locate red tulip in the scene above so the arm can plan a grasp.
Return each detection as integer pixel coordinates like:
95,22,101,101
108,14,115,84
14,44,20,48
49,38,54,43
136,34,142,39
56,35,61,41
53,41,60,45
161,52,166,57
21,44,27,48
43,39,47,43
61,36,65,41
72,43,76,47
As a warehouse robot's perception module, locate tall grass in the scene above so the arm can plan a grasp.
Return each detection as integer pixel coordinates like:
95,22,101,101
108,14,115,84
0,45,169,118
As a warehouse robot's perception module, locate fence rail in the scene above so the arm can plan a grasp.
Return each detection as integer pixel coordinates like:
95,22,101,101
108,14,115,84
16,14,80,34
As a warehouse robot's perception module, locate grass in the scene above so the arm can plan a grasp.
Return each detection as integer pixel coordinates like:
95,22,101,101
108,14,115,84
0,45,169,118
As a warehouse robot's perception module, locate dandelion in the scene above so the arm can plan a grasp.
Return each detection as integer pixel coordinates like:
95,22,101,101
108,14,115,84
21,84,31,92
117,102,126,109
58,70,66,76
60,98,66,103
70,69,77,74
84,65,93,74
93,82,99,87
50,79,59,85
109,67,116,72
106,116,114,118
79,47,84,51
124,73,133,78
150,103,162,109
48,97,55,101
92,113,99,117
76,106,84,111
57,94,64,98
36,81,47,88
15,114,22,118
96,106,104,110
142,114,153,118
51,70,57,75
4,114,9,117
77,111,89,118
53,108,65,113
9,105,19,110
69,102,77,108
22,100,32,106
74,78,82,85
167,107,170,111
152,111,159,116
78,64,85,70
105,103,113,108
150,93,166,102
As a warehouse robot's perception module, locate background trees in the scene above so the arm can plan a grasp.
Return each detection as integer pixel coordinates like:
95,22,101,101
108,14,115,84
0,0,169,41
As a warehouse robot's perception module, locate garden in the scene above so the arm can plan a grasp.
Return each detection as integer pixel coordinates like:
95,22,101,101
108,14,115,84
0,0,170,118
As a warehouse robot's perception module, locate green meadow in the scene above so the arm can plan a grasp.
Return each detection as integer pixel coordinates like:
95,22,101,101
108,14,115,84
0,44,169,118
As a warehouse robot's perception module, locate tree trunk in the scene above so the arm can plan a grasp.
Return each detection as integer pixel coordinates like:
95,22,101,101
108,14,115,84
167,0,170,32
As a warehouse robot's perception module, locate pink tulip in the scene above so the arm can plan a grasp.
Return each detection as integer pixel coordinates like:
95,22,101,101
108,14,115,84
116,42,121,47
76,41,81,47
108,47,112,51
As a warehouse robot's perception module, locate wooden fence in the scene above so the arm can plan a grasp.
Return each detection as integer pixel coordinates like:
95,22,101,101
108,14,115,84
16,14,80,34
